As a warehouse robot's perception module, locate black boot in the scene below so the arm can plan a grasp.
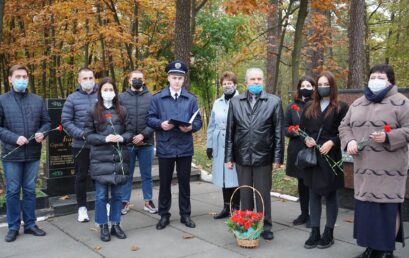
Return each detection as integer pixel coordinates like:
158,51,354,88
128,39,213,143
375,251,394,258
214,203,230,219
304,227,320,249
111,224,127,239
354,248,375,258
293,214,309,226
100,224,111,242
317,226,334,249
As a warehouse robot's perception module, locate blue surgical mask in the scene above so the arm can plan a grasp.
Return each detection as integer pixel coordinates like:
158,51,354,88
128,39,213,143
247,84,264,95
13,79,28,92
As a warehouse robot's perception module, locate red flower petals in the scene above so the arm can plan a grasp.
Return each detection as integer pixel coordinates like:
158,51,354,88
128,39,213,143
291,104,300,111
384,124,391,133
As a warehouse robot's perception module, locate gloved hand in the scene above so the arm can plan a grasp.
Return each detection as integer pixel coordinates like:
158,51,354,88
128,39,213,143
206,148,213,160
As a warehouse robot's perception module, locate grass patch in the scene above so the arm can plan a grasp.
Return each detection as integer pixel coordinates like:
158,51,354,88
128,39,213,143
272,167,299,197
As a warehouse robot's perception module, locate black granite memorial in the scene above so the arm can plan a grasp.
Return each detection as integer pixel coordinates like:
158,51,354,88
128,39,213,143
42,98,93,197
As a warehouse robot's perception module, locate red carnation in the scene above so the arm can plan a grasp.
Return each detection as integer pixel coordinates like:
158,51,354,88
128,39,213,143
291,104,300,111
244,221,251,229
288,125,294,134
239,217,245,225
57,124,63,132
294,125,299,132
384,124,392,133
105,113,113,119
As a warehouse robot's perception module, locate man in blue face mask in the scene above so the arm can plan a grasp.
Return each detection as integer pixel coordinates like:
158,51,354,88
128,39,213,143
0,64,51,242
225,67,285,241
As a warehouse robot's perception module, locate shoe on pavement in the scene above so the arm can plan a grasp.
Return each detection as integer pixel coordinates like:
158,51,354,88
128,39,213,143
24,225,46,236
78,206,89,222
144,200,158,214
121,202,130,215
156,216,170,230
5,229,19,242
180,215,196,228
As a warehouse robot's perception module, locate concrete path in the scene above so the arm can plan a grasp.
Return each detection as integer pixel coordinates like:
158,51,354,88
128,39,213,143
0,181,408,258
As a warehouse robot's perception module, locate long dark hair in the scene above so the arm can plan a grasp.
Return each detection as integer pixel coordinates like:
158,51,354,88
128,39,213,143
293,75,316,101
94,77,126,123
305,71,340,119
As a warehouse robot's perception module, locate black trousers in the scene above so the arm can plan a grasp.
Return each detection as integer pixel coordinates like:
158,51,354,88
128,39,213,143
158,156,192,217
309,190,338,228
73,148,91,208
236,164,273,231
298,177,310,216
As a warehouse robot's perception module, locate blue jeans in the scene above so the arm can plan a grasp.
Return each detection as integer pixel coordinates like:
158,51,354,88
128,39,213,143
3,160,40,230
95,181,124,225
121,145,154,202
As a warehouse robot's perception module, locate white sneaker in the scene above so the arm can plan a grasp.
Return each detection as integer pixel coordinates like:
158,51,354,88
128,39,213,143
143,200,158,214
78,207,89,223
106,203,110,218
121,202,130,215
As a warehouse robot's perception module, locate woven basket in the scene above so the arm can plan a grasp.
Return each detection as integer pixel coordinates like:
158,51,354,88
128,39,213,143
230,185,264,249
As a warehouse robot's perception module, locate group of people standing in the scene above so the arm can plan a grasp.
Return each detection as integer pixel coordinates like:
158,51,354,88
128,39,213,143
1,61,408,258
207,64,408,258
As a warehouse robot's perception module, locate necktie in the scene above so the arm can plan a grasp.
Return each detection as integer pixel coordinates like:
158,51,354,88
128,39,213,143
174,93,178,101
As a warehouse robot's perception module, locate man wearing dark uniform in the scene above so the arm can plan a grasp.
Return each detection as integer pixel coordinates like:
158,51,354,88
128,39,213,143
146,60,202,230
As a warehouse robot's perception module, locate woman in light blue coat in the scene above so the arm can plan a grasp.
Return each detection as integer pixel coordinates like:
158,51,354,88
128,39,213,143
206,71,240,219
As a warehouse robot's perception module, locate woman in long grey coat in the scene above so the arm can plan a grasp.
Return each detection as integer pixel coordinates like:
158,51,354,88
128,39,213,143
206,71,240,219
339,64,409,258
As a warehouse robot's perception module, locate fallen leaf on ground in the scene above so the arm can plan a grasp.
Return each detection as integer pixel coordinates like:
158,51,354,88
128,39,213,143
89,227,98,232
343,217,354,223
94,245,102,251
131,245,140,251
59,195,70,200
182,234,195,239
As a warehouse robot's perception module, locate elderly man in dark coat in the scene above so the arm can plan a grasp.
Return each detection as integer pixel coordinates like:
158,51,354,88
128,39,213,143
225,67,284,240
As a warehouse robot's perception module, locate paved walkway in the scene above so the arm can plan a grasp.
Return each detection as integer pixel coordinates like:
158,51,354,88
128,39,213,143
0,181,408,258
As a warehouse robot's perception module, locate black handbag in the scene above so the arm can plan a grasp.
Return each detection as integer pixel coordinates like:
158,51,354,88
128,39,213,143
295,127,323,169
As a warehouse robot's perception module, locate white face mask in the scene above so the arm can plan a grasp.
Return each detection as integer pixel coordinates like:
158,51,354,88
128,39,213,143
81,81,94,91
368,79,389,93
101,91,115,102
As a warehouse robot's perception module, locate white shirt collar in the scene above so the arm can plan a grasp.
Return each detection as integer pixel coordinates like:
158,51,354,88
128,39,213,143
169,87,182,99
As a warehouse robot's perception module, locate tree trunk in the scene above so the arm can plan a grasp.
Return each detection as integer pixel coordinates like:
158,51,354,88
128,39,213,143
175,0,192,88
347,0,366,88
266,0,279,94
132,2,139,65
96,2,108,77
106,0,134,71
306,6,326,79
291,0,308,89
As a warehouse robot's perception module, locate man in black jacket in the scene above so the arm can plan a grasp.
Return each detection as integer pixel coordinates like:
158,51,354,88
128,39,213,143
119,70,156,215
0,64,51,242
225,67,284,240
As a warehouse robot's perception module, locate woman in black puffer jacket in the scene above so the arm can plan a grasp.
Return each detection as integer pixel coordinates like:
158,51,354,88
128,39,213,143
84,77,132,242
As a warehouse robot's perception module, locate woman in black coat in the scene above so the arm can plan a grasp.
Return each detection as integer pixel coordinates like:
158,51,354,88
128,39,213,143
285,75,316,226
300,71,348,250
84,77,132,242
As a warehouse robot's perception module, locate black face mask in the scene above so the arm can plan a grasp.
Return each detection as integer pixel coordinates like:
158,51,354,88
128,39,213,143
300,89,313,98
317,87,331,97
132,79,144,90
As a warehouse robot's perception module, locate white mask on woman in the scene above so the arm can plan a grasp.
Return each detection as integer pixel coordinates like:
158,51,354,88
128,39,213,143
101,91,115,108
368,79,389,93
